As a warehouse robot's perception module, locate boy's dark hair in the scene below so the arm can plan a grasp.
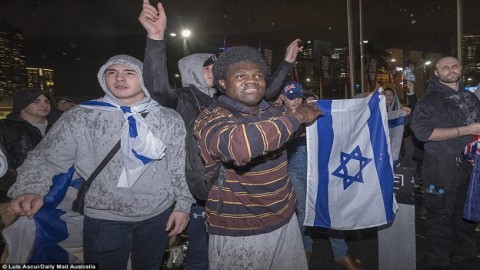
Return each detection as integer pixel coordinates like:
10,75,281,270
213,46,269,90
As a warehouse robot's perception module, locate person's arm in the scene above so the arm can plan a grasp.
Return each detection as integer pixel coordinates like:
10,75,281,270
264,39,303,100
429,123,480,141
194,103,321,167
164,111,192,236
7,111,79,217
411,101,480,142
0,141,8,178
139,0,177,108
167,112,194,213
406,81,417,110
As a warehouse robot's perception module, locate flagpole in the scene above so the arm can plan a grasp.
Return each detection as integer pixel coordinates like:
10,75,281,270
457,0,463,63
359,0,365,94
347,0,355,98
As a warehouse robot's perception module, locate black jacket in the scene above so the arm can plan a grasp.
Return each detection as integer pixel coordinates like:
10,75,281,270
0,114,52,192
411,77,480,156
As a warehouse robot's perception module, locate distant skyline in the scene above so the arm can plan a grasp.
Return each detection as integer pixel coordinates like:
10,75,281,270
1,0,479,97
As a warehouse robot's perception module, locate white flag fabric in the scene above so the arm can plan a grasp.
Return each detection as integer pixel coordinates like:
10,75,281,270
3,166,84,263
305,91,398,230
387,109,406,166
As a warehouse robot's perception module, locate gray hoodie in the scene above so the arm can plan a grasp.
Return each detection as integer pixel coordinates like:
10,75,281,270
9,55,194,222
178,53,217,97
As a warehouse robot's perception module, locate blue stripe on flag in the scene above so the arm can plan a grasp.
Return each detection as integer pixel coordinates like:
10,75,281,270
29,166,75,263
368,92,395,224
81,100,117,108
132,149,153,164
388,116,405,128
315,100,333,228
128,115,138,138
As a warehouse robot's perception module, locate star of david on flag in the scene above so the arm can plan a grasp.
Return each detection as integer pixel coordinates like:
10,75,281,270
332,145,372,190
304,90,398,230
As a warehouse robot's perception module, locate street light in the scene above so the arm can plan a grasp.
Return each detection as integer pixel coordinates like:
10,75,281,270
182,29,191,56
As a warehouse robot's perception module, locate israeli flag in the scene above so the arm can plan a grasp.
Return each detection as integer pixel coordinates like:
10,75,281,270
3,166,84,263
387,109,406,166
305,91,398,230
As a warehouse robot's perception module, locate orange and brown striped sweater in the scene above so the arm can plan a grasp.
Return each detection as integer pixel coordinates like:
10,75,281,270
194,96,301,236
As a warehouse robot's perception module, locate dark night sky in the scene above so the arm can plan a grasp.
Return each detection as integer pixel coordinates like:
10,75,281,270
1,0,479,98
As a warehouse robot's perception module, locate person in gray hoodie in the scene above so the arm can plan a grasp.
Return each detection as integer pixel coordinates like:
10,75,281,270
7,54,194,269
139,2,303,269
0,143,6,178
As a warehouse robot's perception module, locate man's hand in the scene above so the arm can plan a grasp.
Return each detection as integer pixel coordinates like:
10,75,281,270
7,193,43,219
403,106,412,115
138,0,167,40
165,211,189,236
465,123,480,136
292,102,323,124
284,39,303,63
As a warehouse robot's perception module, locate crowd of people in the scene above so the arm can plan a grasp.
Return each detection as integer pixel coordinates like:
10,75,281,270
0,1,480,270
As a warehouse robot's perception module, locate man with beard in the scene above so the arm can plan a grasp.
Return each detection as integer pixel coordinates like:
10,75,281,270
411,56,480,269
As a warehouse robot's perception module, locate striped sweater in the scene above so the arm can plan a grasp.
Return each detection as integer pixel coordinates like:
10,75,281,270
194,95,301,236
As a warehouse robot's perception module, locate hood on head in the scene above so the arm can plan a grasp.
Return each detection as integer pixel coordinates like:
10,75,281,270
97,54,150,105
7,88,52,120
384,87,401,112
178,53,217,97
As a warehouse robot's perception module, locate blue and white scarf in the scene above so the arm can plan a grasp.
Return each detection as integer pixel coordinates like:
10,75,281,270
81,96,166,188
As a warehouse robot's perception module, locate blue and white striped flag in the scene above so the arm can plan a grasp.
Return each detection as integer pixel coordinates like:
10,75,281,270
305,91,398,230
387,109,406,166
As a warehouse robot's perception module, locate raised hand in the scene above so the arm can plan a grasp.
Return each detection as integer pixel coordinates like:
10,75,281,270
284,39,304,63
138,0,167,40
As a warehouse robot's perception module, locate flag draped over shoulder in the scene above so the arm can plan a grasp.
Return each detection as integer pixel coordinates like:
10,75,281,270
305,91,398,230
3,166,84,263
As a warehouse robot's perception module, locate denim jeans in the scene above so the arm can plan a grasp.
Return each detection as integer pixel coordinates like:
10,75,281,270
186,203,208,270
287,136,313,252
83,209,171,270
327,230,348,258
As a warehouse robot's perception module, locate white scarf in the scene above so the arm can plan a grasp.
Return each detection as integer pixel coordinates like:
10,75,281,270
81,96,166,188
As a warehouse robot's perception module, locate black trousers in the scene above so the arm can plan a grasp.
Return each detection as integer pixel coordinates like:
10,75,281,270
422,152,477,267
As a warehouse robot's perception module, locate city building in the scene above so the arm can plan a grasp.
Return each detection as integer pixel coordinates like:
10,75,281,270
463,34,480,86
291,42,444,101
0,21,27,97
385,49,442,100
26,67,55,95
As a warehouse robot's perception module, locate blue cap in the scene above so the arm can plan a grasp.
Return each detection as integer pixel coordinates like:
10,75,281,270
281,81,305,100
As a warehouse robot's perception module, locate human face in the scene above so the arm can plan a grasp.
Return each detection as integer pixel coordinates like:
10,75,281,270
104,64,145,105
57,100,75,111
219,61,266,111
383,90,394,106
282,96,304,110
203,64,215,88
434,57,462,85
20,94,51,123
